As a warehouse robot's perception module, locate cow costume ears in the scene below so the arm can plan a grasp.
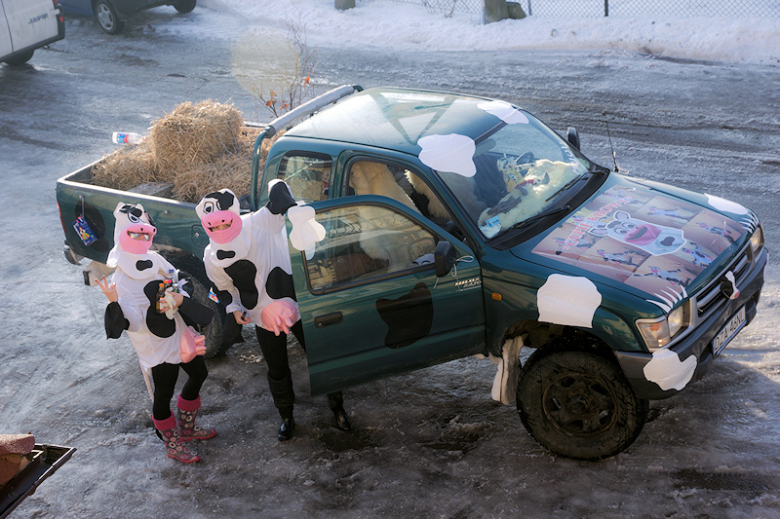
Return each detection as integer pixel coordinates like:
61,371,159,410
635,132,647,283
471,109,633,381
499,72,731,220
111,202,157,256
196,189,243,244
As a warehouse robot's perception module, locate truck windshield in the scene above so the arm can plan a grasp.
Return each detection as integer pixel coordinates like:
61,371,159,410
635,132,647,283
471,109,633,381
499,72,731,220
435,114,595,240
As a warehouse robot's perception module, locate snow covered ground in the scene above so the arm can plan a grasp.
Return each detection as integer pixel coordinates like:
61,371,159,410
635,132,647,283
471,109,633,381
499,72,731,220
201,0,780,65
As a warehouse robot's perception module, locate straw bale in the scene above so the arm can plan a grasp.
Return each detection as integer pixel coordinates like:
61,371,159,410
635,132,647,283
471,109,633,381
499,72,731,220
91,142,156,191
150,100,245,175
89,100,286,204
171,128,283,203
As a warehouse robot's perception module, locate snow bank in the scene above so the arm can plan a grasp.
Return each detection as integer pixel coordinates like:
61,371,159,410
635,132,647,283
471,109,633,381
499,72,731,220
200,0,780,65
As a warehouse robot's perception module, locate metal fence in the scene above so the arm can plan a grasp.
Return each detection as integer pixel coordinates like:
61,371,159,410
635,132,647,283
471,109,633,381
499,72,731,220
362,0,780,17
520,0,780,18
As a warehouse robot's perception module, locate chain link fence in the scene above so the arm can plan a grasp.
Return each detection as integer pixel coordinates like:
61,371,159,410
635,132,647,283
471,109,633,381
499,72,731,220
520,0,780,18
361,0,780,17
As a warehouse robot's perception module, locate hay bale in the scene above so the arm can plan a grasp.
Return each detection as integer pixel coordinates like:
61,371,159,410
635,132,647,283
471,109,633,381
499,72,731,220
91,142,156,191
171,128,283,203
149,100,244,176
172,147,253,204
90,100,286,204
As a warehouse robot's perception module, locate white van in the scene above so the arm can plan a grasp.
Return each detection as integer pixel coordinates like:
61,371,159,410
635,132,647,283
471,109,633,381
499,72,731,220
1,0,65,66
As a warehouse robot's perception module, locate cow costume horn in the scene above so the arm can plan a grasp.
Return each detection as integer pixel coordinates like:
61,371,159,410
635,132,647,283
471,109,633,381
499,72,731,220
196,189,243,244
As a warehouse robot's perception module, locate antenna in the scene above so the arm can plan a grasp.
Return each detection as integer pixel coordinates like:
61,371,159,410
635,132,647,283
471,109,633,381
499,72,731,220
605,121,619,173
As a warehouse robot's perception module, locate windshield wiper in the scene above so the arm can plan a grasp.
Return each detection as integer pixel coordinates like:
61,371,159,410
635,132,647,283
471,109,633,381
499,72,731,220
545,173,588,202
504,204,572,233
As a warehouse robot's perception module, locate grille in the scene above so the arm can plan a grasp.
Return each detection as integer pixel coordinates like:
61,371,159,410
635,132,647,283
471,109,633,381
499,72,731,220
695,247,750,317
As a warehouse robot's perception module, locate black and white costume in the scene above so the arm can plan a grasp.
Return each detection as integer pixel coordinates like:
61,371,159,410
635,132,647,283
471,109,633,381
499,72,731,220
103,203,216,462
197,182,350,440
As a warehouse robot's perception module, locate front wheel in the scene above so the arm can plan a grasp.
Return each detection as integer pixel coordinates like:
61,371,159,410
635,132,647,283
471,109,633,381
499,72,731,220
517,346,648,460
95,0,124,34
4,50,34,66
174,0,197,14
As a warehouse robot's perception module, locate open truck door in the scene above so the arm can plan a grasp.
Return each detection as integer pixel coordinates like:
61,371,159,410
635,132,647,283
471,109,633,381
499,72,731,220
288,195,486,396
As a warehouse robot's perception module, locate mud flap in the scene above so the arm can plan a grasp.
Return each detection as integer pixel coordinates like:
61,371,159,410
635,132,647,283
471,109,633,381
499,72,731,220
489,335,524,405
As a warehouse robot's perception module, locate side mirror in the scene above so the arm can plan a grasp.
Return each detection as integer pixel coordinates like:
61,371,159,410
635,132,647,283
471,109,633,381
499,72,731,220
434,240,459,277
567,127,580,150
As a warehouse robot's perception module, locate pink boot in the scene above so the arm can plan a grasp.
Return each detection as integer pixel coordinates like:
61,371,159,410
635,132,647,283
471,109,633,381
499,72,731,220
153,415,200,463
177,395,217,441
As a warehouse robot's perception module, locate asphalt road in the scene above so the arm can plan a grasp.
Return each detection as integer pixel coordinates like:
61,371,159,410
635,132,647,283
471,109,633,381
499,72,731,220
2,6,780,519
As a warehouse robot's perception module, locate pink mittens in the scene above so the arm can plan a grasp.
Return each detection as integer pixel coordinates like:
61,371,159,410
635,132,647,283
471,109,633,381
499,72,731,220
260,300,297,336
180,326,206,363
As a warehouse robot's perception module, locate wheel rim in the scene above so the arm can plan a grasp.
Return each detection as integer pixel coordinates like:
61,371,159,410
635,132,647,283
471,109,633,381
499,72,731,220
97,4,115,30
541,372,617,436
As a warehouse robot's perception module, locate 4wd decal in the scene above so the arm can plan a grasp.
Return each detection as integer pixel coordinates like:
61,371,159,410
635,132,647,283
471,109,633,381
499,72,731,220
533,185,747,304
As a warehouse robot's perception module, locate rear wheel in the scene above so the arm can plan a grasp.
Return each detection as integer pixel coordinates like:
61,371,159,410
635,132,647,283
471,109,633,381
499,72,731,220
4,50,34,66
517,344,648,460
95,0,124,35
174,0,197,13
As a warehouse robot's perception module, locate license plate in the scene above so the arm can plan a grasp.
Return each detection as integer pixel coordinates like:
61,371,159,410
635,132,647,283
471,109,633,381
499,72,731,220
712,306,747,356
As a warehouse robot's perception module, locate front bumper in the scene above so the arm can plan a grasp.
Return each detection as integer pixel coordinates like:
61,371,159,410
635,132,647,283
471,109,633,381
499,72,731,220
615,246,767,400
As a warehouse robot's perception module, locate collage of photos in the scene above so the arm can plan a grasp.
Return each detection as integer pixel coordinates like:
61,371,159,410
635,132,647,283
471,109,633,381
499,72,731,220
532,185,746,295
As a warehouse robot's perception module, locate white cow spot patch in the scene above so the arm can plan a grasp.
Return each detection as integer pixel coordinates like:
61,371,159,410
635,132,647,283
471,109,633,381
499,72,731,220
418,134,476,177
705,194,748,215
288,204,326,255
477,100,529,125
643,348,697,391
537,274,601,328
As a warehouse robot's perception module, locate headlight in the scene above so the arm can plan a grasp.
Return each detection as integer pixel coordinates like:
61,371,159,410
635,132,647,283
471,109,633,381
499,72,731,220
637,304,687,351
750,223,764,256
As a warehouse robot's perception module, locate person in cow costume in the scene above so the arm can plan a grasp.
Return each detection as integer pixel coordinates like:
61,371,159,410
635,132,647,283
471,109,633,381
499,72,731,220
96,202,216,463
196,181,350,441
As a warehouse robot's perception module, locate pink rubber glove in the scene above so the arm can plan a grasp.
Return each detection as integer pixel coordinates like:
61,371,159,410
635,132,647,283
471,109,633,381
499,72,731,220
260,300,297,336
180,326,205,362
194,332,206,356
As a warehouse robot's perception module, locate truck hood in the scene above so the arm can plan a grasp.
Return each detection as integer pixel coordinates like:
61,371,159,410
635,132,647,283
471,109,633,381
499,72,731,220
517,174,759,307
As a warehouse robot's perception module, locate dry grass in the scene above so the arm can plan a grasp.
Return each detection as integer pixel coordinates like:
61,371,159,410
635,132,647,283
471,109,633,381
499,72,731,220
90,101,282,203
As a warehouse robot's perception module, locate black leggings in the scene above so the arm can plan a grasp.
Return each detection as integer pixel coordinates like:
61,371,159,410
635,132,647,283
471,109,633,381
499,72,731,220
150,356,208,420
255,320,305,381
255,321,343,410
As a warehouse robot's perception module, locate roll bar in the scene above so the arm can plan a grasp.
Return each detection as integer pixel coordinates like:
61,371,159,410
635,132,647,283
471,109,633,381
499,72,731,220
249,84,363,211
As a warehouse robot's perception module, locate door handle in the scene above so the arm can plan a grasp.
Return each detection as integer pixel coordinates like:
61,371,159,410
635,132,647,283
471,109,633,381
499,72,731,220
314,312,343,328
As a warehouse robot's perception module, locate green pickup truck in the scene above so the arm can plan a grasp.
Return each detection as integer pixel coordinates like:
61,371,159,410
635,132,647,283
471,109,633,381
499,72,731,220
56,85,767,460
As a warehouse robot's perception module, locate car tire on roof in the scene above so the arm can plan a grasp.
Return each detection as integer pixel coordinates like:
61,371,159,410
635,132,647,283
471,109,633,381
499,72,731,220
174,0,197,14
95,0,124,35
517,342,649,460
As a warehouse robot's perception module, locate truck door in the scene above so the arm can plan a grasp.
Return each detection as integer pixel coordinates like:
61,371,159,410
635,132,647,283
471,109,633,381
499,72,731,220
2,0,58,52
289,195,486,396
0,0,13,57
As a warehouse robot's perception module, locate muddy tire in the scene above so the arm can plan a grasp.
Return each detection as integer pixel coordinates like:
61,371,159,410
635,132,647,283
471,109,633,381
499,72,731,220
4,50,34,66
517,344,648,460
174,0,197,13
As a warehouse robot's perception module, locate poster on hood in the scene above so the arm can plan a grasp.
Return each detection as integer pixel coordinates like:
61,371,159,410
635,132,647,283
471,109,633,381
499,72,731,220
532,186,746,296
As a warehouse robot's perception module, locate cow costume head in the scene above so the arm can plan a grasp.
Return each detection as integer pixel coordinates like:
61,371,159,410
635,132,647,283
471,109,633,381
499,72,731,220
196,189,243,244
111,202,157,255
107,202,163,278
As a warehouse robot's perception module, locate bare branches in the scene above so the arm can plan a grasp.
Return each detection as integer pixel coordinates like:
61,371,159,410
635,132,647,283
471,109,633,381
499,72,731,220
249,18,318,119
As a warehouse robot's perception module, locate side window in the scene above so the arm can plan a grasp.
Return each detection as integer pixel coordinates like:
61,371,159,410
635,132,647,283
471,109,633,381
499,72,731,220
346,160,452,224
278,152,332,203
304,204,438,293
